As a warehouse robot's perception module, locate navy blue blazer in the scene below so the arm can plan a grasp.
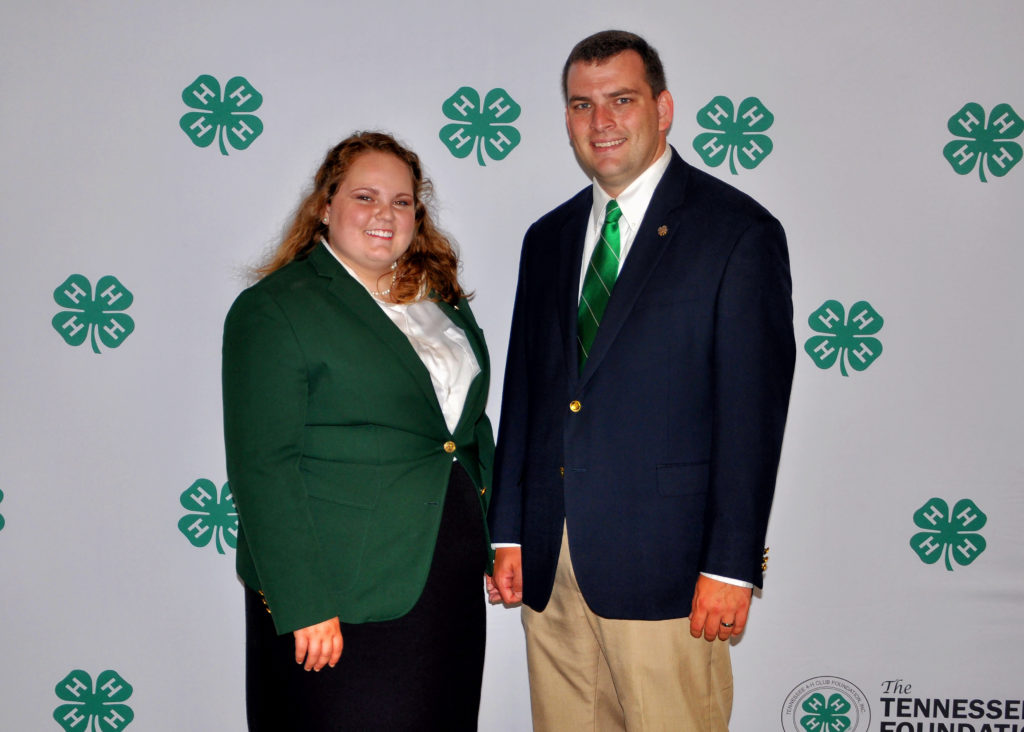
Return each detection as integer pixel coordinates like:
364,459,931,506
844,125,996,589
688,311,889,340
488,150,795,620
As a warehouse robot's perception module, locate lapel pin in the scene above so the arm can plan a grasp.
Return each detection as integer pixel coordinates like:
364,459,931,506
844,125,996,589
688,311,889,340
657,225,668,237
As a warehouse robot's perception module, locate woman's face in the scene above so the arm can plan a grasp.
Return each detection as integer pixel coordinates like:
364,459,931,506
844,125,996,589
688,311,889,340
324,151,416,286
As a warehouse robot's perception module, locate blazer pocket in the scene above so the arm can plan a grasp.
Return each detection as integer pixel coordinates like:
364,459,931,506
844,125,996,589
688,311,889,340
299,457,377,596
656,461,709,497
299,457,380,509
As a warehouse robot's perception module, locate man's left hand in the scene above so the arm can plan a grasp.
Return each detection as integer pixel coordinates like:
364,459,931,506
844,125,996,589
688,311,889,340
689,575,752,641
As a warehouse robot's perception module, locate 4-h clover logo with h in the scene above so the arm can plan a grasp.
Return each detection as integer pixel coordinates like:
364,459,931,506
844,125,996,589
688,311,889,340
180,75,263,156
800,692,852,732
440,87,521,166
804,300,883,377
911,498,987,571
782,677,870,732
693,96,774,175
54,669,134,731
52,275,135,354
943,102,1021,182
178,479,237,554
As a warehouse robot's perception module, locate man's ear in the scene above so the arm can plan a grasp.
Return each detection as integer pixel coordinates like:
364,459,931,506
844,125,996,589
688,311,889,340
657,90,674,133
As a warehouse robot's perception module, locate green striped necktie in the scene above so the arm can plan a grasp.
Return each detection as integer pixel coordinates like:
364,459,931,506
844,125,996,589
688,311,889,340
577,199,622,372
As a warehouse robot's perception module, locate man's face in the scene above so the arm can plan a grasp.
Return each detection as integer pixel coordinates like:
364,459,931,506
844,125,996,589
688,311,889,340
565,50,673,197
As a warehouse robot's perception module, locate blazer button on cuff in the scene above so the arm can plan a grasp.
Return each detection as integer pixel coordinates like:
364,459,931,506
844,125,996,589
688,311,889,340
443,440,457,454
569,400,581,413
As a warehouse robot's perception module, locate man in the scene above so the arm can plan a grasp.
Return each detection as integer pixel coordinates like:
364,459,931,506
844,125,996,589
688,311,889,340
486,30,795,730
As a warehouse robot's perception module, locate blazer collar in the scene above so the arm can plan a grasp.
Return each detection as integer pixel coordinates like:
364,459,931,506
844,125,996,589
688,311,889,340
308,245,447,426
309,244,487,437
573,151,693,384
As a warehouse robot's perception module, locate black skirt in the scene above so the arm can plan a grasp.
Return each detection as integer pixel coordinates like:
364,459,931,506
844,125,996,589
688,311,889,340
245,462,487,731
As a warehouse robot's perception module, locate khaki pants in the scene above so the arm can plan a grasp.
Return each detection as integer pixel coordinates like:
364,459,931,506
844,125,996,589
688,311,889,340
522,524,732,731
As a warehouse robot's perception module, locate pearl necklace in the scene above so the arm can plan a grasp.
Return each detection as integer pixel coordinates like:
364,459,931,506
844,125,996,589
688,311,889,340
370,263,398,298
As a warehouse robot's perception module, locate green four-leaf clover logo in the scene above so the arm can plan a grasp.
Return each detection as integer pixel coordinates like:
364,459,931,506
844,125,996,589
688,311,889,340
178,479,237,554
804,300,883,377
54,669,134,731
52,275,135,354
180,75,264,156
440,86,521,166
800,692,852,732
693,96,774,174
943,102,1021,182
911,498,987,571
0,488,5,532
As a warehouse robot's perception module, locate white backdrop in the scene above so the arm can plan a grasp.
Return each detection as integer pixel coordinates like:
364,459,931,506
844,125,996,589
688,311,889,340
2,2,1022,729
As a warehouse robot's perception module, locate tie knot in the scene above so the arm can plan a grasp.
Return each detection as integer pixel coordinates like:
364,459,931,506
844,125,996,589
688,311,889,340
604,200,622,226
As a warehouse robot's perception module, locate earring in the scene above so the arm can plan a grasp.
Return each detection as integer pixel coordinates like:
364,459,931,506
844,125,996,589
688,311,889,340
322,215,329,225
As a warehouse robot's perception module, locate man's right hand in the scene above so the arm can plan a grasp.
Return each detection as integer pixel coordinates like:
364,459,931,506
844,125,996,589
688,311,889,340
486,546,523,605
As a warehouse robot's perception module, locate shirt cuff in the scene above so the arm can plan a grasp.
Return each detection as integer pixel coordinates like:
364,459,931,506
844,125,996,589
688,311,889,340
700,572,752,589
491,543,521,549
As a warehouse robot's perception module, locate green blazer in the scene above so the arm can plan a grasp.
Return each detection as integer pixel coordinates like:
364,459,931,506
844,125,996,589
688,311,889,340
222,244,494,634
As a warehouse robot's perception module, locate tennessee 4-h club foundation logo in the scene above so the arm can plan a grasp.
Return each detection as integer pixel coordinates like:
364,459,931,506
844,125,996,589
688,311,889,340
943,102,1021,182
693,96,774,174
782,676,871,732
52,275,135,354
911,498,987,571
54,669,134,731
178,479,238,554
804,300,883,377
439,86,521,166
180,75,263,156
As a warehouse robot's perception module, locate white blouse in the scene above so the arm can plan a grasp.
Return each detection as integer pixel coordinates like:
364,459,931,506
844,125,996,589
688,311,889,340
321,241,480,433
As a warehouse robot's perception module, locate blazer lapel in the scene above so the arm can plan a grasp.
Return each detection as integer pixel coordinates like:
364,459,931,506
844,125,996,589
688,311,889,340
579,154,691,384
309,245,446,424
556,191,594,387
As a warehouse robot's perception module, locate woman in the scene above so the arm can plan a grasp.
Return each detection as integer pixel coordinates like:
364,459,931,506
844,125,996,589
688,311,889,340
222,132,493,731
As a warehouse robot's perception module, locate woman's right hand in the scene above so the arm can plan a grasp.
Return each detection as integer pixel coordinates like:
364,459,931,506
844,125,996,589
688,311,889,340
293,616,343,671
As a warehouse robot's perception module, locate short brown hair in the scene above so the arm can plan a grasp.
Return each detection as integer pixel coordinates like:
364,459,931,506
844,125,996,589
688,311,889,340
561,30,667,100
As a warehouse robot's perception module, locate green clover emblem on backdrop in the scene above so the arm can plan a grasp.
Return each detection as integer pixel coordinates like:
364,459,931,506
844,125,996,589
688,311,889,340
52,275,135,354
180,75,263,156
804,300,883,377
693,96,774,175
440,87,521,166
178,479,237,554
800,692,852,732
54,669,134,731
0,488,5,532
911,498,987,571
943,102,1022,182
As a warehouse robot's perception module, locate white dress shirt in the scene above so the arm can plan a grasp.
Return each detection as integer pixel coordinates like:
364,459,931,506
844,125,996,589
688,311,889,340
578,146,672,299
